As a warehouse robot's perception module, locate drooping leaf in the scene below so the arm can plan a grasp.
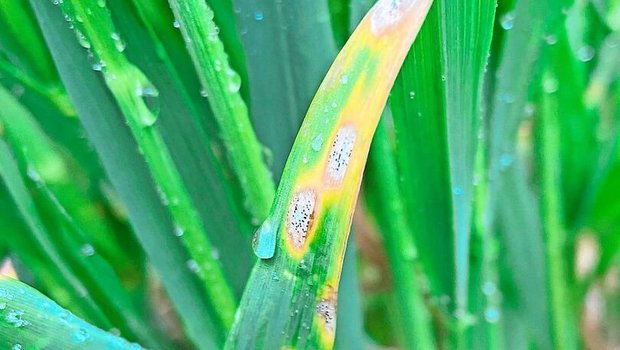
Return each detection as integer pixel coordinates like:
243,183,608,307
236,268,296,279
0,277,142,350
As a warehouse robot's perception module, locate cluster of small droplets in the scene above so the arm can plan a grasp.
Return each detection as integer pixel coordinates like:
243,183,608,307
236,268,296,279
5,309,29,328
286,190,316,249
326,126,356,184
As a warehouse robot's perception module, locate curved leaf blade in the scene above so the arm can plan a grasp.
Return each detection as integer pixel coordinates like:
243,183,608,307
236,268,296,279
0,277,141,350
226,1,433,348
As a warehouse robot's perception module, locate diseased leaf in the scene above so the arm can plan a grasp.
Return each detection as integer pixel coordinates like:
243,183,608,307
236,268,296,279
226,1,433,348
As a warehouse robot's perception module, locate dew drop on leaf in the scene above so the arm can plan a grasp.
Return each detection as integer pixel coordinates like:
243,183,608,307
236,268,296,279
484,307,501,323
72,328,89,344
80,244,95,257
500,11,515,30
311,134,323,152
577,45,595,62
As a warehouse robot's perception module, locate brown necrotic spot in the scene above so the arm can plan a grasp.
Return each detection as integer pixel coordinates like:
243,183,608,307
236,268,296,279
326,125,356,184
316,297,337,333
286,190,317,249
371,0,414,35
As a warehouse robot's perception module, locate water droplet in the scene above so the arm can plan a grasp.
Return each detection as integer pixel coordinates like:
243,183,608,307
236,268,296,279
72,328,88,344
409,91,415,99
75,30,91,49
12,344,22,350
186,260,200,273
80,244,95,257
402,245,416,261
97,0,106,7
252,219,276,259
340,74,349,85
91,61,104,71
271,273,280,281
26,165,42,183
523,103,536,117
0,289,15,300
135,85,160,126
544,34,557,45
481,281,497,296
302,155,309,164
499,92,515,104
5,310,29,328
0,302,6,310
111,32,126,52
543,77,559,93
226,68,241,93
500,12,515,30
254,11,264,21
59,310,70,321
173,20,180,28
484,307,501,323
200,88,208,97
577,45,595,62
173,225,184,237
499,153,514,169
311,134,323,152
452,187,463,195
211,248,220,260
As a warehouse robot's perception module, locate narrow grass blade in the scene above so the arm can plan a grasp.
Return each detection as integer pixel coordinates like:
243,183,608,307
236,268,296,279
53,0,236,332
495,165,551,349
388,2,496,331
0,139,110,328
389,4,453,301
438,2,497,322
328,0,351,47
29,1,226,347
535,70,580,350
167,0,276,223
364,118,436,349
200,0,251,103
333,240,364,350
232,0,339,179
0,277,142,350
108,0,255,294
0,1,73,115
486,0,568,348
226,1,433,348
0,85,139,279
